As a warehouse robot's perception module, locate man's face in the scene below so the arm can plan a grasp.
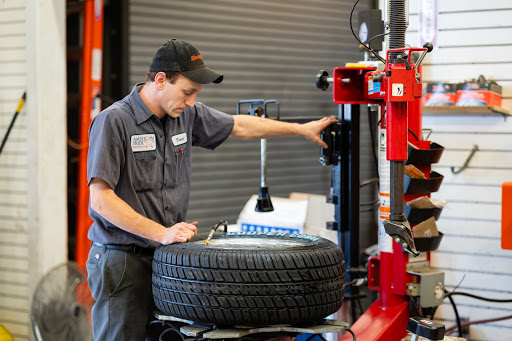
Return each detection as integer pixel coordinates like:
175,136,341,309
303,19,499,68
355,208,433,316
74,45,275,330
160,74,203,118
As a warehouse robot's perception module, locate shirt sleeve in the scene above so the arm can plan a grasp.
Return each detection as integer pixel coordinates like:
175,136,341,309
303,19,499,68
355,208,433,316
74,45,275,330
191,102,234,150
87,110,126,189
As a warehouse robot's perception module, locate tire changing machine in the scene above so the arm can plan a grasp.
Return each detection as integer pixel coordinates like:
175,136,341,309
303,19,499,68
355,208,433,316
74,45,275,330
150,1,452,339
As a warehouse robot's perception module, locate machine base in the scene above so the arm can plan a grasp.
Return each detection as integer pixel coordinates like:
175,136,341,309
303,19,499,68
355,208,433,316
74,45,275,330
151,311,350,340
339,300,410,341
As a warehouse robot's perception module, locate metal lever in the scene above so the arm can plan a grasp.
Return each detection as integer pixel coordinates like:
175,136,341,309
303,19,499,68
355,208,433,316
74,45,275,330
383,219,419,256
403,53,412,71
414,42,433,70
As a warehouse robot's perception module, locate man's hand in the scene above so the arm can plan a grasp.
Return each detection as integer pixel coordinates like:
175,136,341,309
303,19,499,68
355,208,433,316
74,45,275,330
299,117,338,148
160,221,198,244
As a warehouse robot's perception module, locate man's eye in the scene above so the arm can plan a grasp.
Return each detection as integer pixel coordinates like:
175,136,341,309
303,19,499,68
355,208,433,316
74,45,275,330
184,91,193,96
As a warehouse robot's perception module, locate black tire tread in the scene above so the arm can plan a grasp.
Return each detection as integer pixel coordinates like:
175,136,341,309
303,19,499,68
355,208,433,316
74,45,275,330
152,232,345,326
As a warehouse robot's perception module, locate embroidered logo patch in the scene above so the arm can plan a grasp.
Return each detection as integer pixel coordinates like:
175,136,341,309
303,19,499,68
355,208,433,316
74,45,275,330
172,132,187,146
131,134,156,152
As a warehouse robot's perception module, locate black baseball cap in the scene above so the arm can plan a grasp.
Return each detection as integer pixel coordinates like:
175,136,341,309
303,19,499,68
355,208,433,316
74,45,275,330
149,39,223,84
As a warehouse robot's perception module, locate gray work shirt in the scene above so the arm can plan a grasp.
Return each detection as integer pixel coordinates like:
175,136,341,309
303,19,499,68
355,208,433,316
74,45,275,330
87,83,234,247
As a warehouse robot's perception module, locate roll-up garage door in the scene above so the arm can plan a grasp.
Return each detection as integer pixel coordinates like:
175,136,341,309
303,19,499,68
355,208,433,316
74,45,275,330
128,0,376,233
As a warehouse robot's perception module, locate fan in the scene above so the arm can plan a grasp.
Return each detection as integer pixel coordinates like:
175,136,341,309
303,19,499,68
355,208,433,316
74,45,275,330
31,261,94,341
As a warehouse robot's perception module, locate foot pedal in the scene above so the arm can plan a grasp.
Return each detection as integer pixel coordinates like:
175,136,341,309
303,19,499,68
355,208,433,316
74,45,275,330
407,317,445,341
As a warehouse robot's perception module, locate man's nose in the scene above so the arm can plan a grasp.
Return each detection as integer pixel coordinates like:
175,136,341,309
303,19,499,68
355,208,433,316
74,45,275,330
185,96,196,107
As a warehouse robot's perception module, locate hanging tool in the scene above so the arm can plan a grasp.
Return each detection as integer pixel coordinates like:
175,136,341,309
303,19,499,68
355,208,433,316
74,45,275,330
0,91,26,156
236,99,280,212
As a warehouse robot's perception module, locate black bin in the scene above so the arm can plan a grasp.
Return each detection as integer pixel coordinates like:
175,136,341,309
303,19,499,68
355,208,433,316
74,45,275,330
407,142,444,165
404,171,444,195
404,204,443,224
414,232,444,252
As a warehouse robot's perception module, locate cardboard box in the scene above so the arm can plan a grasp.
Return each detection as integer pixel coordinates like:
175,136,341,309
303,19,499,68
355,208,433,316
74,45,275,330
424,82,458,107
412,216,439,238
289,192,337,243
237,195,308,234
456,78,502,107
236,192,336,243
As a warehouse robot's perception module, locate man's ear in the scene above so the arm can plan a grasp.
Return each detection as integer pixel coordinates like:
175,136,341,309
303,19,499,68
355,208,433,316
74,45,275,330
154,72,166,89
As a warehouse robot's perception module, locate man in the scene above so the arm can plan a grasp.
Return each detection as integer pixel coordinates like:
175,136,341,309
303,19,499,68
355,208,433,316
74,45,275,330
86,38,337,340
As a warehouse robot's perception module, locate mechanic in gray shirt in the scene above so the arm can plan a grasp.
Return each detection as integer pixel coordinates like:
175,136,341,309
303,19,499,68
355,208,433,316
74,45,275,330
86,39,337,341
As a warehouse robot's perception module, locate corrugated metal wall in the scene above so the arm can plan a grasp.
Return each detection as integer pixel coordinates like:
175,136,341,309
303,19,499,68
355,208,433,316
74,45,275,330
406,0,512,340
0,1,30,339
128,0,377,239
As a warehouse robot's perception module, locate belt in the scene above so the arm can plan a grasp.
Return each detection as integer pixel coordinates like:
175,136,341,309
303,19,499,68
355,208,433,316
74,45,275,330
92,242,155,256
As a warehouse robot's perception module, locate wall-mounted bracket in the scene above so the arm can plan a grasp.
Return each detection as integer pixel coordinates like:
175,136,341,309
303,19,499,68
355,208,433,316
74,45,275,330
451,145,479,174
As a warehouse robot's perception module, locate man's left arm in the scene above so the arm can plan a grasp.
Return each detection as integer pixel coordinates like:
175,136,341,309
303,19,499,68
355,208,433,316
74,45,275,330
231,115,337,148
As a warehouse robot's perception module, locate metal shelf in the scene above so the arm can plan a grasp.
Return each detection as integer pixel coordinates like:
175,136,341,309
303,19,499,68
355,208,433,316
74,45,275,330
422,105,511,116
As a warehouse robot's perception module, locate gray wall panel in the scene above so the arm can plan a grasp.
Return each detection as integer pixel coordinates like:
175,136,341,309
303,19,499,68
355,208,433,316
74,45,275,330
129,0,376,246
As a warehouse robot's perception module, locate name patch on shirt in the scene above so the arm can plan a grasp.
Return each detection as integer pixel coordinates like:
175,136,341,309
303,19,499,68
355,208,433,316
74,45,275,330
172,132,187,146
131,134,156,152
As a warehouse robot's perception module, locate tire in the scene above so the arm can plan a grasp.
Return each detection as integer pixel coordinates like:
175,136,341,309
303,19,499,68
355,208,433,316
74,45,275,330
152,231,345,326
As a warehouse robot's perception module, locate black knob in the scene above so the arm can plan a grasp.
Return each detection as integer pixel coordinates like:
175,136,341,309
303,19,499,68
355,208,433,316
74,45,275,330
316,70,330,91
423,42,434,53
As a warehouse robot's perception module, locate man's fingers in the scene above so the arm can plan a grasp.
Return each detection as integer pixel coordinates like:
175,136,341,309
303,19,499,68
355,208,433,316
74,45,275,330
317,138,328,149
315,117,337,148
181,221,198,234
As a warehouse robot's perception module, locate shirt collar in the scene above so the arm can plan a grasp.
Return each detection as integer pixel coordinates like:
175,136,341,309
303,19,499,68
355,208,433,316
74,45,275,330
129,83,157,125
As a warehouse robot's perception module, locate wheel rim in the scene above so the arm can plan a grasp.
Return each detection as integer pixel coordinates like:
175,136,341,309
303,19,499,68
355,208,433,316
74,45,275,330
189,237,306,248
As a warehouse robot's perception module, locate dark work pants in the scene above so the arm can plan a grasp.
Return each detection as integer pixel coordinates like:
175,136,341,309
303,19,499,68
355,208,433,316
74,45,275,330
86,244,155,341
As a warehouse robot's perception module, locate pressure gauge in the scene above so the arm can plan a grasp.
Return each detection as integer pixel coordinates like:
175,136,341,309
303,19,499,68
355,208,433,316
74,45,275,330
359,22,369,43
358,9,385,51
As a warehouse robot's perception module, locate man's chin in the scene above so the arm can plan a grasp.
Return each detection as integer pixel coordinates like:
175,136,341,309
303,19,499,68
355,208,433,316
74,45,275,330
169,110,183,118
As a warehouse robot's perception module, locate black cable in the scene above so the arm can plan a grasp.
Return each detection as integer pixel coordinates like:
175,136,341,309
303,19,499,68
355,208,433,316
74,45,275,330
408,128,420,141
367,32,390,52
367,108,379,179
377,108,386,125
445,289,463,337
446,291,512,303
360,205,379,213
346,328,357,341
357,299,364,317
360,199,379,206
360,198,380,212
349,0,386,63
445,314,512,333
360,177,379,188
410,296,421,317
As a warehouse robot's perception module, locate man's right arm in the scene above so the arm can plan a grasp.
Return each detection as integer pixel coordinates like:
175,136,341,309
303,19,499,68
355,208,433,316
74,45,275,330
89,178,197,244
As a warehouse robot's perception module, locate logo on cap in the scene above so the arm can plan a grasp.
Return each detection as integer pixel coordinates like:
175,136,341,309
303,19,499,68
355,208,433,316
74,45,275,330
191,55,203,61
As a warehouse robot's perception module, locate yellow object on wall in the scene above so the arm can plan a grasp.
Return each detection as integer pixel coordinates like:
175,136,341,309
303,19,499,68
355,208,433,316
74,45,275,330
0,324,13,341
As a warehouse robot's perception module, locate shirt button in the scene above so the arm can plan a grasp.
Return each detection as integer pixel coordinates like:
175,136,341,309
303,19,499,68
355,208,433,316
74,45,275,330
160,135,163,138
165,206,169,210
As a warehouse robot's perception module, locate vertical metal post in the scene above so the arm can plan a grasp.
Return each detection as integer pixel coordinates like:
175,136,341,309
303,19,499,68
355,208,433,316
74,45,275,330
260,139,267,188
336,104,361,323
